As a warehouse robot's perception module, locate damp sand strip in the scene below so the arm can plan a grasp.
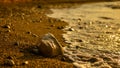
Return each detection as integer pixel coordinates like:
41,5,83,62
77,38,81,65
46,1,120,68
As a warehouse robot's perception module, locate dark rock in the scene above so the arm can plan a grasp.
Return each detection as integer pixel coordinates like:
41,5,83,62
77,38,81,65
31,48,40,54
14,42,19,46
2,25,10,29
99,17,114,20
4,59,15,66
79,26,83,29
26,31,31,34
6,56,13,59
57,26,64,29
50,25,55,27
75,46,80,49
37,5,42,8
88,57,99,63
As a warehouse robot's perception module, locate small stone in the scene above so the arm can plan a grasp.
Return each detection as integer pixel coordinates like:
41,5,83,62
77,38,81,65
68,56,75,62
14,42,19,46
57,26,64,29
6,56,13,59
79,26,83,29
2,25,10,29
32,48,39,54
6,30,11,32
88,57,99,63
26,31,31,34
22,61,29,65
73,62,86,68
50,25,55,27
99,64,112,68
76,39,83,42
32,34,38,37
38,33,63,57
93,61,103,66
37,5,42,8
68,28,75,31
4,59,15,66
76,46,80,49
5,30,11,33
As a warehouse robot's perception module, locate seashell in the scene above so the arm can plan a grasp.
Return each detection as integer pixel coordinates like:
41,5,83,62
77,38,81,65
38,33,63,57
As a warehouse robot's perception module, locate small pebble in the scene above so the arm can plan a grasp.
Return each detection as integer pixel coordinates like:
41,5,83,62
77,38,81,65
88,57,99,63
57,26,64,29
93,61,103,66
73,62,86,68
50,25,55,27
26,31,31,34
68,56,75,62
99,64,112,68
32,48,39,54
6,56,13,59
4,59,15,66
14,42,19,46
2,25,10,29
76,46,80,49
32,34,38,37
79,27,83,29
68,28,75,31
5,30,11,33
37,5,42,8
22,61,29,65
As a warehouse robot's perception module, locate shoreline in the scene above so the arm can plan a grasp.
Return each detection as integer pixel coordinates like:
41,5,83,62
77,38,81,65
0,0,120,68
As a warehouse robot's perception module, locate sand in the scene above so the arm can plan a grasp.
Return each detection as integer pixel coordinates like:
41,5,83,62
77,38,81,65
0,0,120,68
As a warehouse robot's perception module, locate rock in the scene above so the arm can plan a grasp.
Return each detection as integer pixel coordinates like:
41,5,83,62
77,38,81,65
5,30,11,33
79,27,83,29
26,31,31,34
50,25,55,27
22,61,29,65
93,61,103,66
6,56,14,59
68,28,75,31
32,48,40,54
37,5,42,8
99,17,113,20
4,59,15,66
68,56,75,62
57,26,64,29
88,57,99,63
73,62,86,68
14,42,19,46
32,34,38,37
2,25,10,29
38,33,63,57
99,64,112,68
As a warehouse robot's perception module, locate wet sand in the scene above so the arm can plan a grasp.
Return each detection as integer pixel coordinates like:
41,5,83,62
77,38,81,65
47,1,120,68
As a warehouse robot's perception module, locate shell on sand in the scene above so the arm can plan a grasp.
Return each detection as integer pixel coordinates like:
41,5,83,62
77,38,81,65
38,33,63,57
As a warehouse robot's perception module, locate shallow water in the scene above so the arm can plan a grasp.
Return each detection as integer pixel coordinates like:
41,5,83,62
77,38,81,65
47,1,120,53
47,2,120,67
